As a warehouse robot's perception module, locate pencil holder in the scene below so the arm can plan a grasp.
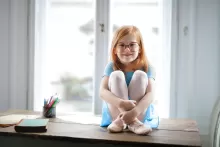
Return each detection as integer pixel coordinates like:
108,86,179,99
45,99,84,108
43,106,56,118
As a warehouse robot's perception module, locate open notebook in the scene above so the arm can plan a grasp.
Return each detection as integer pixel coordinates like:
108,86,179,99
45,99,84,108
0,114,39,127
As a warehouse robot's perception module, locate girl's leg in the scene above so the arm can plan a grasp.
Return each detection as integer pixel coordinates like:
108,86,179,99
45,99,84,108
128,70,148,120
128,70,152,135
107,71,128,132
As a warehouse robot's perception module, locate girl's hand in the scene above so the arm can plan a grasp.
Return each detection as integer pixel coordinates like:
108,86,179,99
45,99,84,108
119,100,137,111
119,109,138,124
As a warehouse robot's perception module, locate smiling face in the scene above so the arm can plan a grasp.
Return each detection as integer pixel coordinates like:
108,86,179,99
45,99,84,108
114,34,140,65
110,25,148,72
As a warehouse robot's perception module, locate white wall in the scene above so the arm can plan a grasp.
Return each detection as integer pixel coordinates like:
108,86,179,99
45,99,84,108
176,0,220,135
0,0,10,111
194,0,220,134
0,0,219,138
0,0,28,111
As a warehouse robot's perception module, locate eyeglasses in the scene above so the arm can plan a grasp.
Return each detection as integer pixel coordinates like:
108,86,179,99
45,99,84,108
116,42,139,52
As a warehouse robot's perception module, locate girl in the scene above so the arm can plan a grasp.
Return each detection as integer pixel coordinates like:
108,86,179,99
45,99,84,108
99,25,159,135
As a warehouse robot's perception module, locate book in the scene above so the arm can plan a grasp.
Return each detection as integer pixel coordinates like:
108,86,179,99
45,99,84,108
14,119,49,133
0,114,39,128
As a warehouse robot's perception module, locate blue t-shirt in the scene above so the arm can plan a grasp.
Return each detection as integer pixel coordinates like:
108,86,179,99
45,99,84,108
103,62,156,86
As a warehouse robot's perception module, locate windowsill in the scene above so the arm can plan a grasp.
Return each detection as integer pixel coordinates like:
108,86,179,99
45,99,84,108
55,112,102,125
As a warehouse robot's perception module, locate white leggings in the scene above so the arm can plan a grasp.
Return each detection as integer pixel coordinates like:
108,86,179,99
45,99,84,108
108,70,148,121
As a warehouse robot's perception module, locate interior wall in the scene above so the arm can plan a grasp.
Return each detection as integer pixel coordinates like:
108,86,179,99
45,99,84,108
176,0,220,135
0,0,28,111
0,0,10,111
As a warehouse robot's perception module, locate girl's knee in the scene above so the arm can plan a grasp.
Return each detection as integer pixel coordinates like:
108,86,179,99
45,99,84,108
109,71,125,81
133,70,148,79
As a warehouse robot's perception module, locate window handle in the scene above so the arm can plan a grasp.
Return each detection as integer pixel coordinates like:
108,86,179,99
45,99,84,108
99,23,104,32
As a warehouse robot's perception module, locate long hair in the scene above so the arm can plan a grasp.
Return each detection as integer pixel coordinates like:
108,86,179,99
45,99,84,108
110,25,149,72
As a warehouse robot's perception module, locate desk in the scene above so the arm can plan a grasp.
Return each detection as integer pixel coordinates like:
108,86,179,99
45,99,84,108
0,110,202,147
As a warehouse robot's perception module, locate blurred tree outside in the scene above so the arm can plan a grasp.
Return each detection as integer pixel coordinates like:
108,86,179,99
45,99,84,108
51,73,92,100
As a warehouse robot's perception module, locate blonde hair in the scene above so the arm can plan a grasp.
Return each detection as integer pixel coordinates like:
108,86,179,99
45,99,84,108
110,25,149,72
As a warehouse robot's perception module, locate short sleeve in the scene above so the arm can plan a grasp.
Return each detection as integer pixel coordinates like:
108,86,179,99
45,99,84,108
103,62,114,77
147,65,156,80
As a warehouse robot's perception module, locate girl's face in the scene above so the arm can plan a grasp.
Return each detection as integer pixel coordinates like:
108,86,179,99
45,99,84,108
115,34,140,65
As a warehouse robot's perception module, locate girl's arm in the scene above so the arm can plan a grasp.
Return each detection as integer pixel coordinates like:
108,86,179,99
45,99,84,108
99,76,123,108
133,78,156,116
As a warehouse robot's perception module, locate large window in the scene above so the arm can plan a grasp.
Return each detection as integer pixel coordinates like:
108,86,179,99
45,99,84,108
33,0,172,117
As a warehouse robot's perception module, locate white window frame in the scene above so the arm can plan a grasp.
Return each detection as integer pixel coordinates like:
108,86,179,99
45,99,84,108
93,0,111,115
28,0,51,111
159,0,178,118
169,0,178,118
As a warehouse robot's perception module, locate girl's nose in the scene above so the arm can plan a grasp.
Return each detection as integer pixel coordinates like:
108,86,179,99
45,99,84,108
124,46,131,52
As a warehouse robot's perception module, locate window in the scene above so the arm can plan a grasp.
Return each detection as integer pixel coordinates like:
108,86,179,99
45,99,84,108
111,0,162,111
31,0,172,118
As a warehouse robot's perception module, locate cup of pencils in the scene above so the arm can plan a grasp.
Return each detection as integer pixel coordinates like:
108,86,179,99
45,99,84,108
43,94,60,118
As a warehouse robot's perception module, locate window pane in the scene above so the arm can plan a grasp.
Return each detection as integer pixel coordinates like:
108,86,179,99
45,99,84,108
111,0,162,109
44,0,95,113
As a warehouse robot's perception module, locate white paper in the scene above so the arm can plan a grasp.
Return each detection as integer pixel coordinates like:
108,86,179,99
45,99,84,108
0,114,39,125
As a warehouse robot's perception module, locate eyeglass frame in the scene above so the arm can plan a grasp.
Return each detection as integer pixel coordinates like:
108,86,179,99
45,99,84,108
115,42,140,52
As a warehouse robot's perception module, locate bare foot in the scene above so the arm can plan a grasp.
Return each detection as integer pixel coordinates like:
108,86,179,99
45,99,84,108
128,119,152,135
107,116,126,133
